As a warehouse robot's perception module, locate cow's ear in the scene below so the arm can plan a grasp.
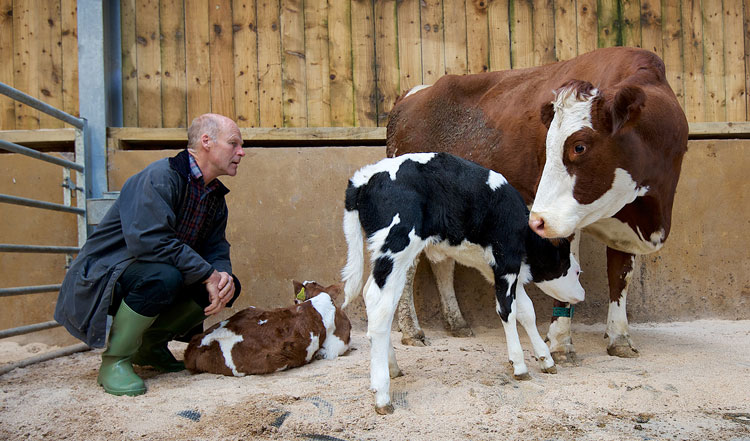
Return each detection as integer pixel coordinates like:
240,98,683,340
608,85,646,134
292,280,304,295
326,284,343,299
540,102,555,128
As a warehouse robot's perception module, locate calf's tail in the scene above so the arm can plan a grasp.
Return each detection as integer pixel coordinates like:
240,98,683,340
341,208,365,308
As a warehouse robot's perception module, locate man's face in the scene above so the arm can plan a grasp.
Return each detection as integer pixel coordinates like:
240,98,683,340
207,120,245,179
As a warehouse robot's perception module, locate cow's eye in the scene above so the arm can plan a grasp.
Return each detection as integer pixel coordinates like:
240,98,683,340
574,144,586,154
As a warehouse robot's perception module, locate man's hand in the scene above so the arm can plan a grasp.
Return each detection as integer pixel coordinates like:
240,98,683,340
203,270,235,315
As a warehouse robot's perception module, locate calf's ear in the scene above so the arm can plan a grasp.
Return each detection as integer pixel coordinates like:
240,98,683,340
608,85,646,134
292,280,304,296
540,101,555,128
326,284,343,300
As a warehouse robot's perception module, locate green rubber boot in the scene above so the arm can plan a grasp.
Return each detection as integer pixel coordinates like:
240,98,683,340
132,299,206,372
97,302,157,396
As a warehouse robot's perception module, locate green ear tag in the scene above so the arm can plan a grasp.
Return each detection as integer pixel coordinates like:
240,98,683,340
296,287,306,301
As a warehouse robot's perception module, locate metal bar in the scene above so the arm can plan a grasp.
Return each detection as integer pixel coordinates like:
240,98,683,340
0,194,86,215
0,285,61,297
0,244,80,254
0,321,61,339
0,139,85,172
0,343,90,376
0,82,84,129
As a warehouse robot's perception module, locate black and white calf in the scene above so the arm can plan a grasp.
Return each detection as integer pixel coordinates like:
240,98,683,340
341,152,585,414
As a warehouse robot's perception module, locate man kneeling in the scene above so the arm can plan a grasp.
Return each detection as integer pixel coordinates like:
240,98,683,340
55,113,245,396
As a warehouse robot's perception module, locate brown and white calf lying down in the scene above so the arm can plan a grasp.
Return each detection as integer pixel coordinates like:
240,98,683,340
184,281,351,376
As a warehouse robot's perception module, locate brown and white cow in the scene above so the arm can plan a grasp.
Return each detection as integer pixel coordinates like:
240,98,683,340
386,47,688,359
184,281,351,376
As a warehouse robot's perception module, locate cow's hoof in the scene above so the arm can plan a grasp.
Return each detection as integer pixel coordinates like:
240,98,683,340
401,335,429,347
389,368,403,379
450,326,474,338
513,372,532,381
541,365,557,374
607,344,640,358
551,350,579,366
375,403,394,415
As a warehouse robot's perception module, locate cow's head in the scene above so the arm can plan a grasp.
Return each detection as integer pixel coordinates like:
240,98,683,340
530,80,649,238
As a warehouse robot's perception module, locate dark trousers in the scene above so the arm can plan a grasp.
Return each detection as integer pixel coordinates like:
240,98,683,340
110,261,242,317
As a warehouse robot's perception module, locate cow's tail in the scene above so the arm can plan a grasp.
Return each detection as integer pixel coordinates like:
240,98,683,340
341,185,365,308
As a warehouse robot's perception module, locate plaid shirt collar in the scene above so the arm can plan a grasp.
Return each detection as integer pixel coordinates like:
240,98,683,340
188,153,220,193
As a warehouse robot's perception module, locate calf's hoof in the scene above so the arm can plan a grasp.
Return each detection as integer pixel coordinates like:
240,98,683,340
449,325,474,338
375,403,394,415
389,368,404,379
401,334,429,347
541,365,557,374
607,344,639,358
551,350,579,366
513,372,532,381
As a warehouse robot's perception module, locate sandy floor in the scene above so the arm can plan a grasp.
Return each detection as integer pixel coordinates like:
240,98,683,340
1,320,750,441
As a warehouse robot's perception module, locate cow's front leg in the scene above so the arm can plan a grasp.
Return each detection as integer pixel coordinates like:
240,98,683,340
429,257,473,337
606,247,639,358
495,273,529,380
396,255,428,346
515,285,555,374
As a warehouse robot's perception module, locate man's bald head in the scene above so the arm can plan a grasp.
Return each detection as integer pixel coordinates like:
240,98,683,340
187,113,234,152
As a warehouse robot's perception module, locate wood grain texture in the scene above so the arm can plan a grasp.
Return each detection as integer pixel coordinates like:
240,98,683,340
328,0,355,126
682,0,705,122
466,0,489,74
640,0,662,55
136,0,163,127
60,0,78,121
598,0,620,48
661,0,684,108
444,0,468,75
555,0,577,61
160,0,188,128
621,0,642,48
723,0,746,121
280,0,306,127
351,0,377,127
702,0,725,121
397,0,423,90
488,0,510,70
305,0,331,126
233,0,260,127
532,0,555,66
185,0,212,122
510,0,533,68
13,1,40,129
209,0,236,119
576,0,598,54
257,0,283,127
375,0,399,125
36,0,63,129
421,0,446,84
0,0,16,129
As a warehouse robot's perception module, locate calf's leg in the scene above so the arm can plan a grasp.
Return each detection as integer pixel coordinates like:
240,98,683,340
515,285,556,374
396,255,427,346
429,257,473,337
606,248,639,357
547,231,579,364
495,273,529,380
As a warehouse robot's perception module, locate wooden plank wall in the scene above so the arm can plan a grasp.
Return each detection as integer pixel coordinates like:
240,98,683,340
2,0,750,130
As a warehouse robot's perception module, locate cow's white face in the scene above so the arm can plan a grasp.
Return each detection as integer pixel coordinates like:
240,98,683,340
529,81,648,239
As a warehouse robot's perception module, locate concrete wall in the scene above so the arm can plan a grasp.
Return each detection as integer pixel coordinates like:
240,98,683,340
1,139,748,345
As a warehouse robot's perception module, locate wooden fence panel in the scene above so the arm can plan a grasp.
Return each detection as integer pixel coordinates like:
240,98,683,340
161,0,187,128
0,0,15,129
7,0,750,131
135,0,162,128
232,0,260,127
397,0,423,89
466,0,489,74
724,0,746,122
280,0,306,127
304,0,330,127
257,0,283,128
328,0,354,126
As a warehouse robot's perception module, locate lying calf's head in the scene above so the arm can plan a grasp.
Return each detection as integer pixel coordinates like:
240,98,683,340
294,280,343,305
525,235,585,304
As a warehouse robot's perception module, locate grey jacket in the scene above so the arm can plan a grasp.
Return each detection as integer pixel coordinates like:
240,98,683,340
54,150,232,348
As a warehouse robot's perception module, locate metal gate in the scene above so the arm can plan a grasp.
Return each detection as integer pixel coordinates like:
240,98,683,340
0,82,90,375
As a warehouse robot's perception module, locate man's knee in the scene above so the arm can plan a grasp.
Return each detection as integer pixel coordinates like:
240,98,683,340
116,262,184,316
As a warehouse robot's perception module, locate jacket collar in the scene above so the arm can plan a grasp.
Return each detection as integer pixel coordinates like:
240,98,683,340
169,149,230,196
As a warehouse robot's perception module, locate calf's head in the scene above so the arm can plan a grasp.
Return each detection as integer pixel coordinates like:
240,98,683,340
525,235,585,304
293,280,343,305
531,80,648,238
